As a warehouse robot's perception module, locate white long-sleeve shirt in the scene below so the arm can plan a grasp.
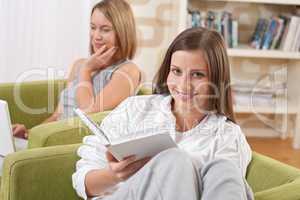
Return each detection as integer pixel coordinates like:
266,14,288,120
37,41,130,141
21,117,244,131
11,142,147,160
72,94,252,200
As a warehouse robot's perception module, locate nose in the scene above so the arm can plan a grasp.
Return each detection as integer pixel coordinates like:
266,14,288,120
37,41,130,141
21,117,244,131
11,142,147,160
178,74,192,92
93,29,103,41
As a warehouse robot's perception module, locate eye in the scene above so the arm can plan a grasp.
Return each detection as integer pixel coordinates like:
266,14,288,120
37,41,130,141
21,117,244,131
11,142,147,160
171,68,182,76
101,27,113,33
90,25,96,30
191,71,205,78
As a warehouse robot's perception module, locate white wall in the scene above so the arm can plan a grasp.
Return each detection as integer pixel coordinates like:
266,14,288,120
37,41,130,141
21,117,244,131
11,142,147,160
0,0,91,83
0,0,185,84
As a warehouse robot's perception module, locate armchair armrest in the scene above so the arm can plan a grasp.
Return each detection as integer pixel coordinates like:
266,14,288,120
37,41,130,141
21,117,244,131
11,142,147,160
254,179,300,200
0,80,66,128
0,144,81,200
28,111,110,148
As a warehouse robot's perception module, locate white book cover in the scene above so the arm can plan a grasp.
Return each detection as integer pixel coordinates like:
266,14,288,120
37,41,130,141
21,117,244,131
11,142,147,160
73,108,177,161
291,20,300,52
283,16,300,51
232,20,238,48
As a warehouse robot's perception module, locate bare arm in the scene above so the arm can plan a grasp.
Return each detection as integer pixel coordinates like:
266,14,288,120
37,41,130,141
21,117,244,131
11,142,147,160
41,104,63,123
76,62,141,113
42,59,86,123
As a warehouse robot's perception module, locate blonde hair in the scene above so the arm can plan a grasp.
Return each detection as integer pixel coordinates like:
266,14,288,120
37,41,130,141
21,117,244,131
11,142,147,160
90,0,137,60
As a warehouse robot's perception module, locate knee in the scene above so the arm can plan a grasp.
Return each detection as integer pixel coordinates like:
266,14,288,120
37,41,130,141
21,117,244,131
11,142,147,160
201,158,243,181
152,148,194,169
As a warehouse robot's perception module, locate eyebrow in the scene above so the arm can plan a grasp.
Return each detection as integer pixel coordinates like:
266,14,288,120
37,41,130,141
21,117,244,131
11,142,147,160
170,64,207,72
90,23,112,28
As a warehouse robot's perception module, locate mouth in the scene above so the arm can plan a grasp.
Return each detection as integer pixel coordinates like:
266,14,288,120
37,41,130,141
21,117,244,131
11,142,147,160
173,90,198,100
93,42,106,49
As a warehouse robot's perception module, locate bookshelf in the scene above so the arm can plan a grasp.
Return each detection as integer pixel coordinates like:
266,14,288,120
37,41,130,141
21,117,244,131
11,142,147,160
200,0,300,6
228,45,300,59
234,101,297,114
183,0,300,148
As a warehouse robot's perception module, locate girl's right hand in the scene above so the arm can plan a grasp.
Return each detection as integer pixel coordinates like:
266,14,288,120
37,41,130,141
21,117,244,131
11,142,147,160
12,123,28,139
85,45,117,73
106,151,151,182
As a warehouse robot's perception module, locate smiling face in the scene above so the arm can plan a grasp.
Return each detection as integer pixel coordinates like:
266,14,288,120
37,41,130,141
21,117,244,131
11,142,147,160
90,8,117,53
167,50,209,113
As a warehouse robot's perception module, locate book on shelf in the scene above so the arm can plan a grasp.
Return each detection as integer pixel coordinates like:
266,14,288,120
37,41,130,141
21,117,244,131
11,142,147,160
187,10,238,48
291,17,300,52
262,18,278,50
270,17,284,49
232,71,287,109
250,18,268,49
233,92,275,107
250,15,300,52
282,16,300,51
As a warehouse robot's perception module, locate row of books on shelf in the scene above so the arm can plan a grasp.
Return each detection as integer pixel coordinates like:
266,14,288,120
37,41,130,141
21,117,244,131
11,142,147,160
187,10,238,48
250,15,300,52
187,9,300,52
232,80,287,108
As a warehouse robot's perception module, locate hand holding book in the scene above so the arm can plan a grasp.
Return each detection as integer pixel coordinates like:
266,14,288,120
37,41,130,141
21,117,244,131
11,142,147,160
106,151,151,182
74,108,178,161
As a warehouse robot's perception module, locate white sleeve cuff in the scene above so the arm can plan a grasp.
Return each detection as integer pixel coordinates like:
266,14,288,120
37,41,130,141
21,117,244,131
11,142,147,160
72,166,100,200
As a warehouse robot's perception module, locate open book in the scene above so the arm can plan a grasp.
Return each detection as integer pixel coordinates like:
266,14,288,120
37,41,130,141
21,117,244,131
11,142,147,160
74,108,177,161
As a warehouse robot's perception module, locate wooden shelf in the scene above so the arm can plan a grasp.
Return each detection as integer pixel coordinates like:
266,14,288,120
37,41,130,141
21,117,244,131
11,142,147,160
227,45,300,60
201,0,300,6
234,102,298,114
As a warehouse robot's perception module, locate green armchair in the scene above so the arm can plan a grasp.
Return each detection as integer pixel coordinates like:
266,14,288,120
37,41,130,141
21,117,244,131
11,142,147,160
0,145,300,200
0,80,152,148
0,80,66,129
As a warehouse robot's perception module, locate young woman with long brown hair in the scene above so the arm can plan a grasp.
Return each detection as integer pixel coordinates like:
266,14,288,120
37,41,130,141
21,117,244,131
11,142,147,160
73,27,253,200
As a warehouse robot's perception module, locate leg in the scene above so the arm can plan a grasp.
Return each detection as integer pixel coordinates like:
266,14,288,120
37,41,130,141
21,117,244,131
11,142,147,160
104,148,199,200
199,159,254,200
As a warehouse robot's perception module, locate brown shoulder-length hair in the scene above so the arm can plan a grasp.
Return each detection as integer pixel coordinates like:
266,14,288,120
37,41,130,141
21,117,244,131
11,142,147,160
90,0,137,59
153,27,235,122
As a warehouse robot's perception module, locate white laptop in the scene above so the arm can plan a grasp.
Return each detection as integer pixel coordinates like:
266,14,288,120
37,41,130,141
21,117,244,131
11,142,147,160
0,100,28,157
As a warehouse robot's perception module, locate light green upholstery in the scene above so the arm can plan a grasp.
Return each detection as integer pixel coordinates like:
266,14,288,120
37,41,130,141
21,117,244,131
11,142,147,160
0,80,66,129
28,111,110,148
28,85,151,148
0,80,152,148
0,144,81,200
246,152,300,199
1,147,300,200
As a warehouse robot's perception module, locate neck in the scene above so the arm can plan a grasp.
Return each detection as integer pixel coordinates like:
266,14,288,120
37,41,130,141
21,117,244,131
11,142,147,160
112,52,125,64
171,100,206,132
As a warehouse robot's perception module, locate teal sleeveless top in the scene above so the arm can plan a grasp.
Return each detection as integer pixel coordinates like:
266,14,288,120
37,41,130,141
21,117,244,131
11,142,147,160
58,59,131,120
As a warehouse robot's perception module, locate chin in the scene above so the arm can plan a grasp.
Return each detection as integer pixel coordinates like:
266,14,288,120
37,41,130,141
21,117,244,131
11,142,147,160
93,46,100,52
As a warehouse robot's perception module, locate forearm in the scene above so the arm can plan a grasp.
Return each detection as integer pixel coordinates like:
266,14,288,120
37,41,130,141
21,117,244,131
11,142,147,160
41,105,62,124
85,168,119,198
41,114,57,124
76,68,96,110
